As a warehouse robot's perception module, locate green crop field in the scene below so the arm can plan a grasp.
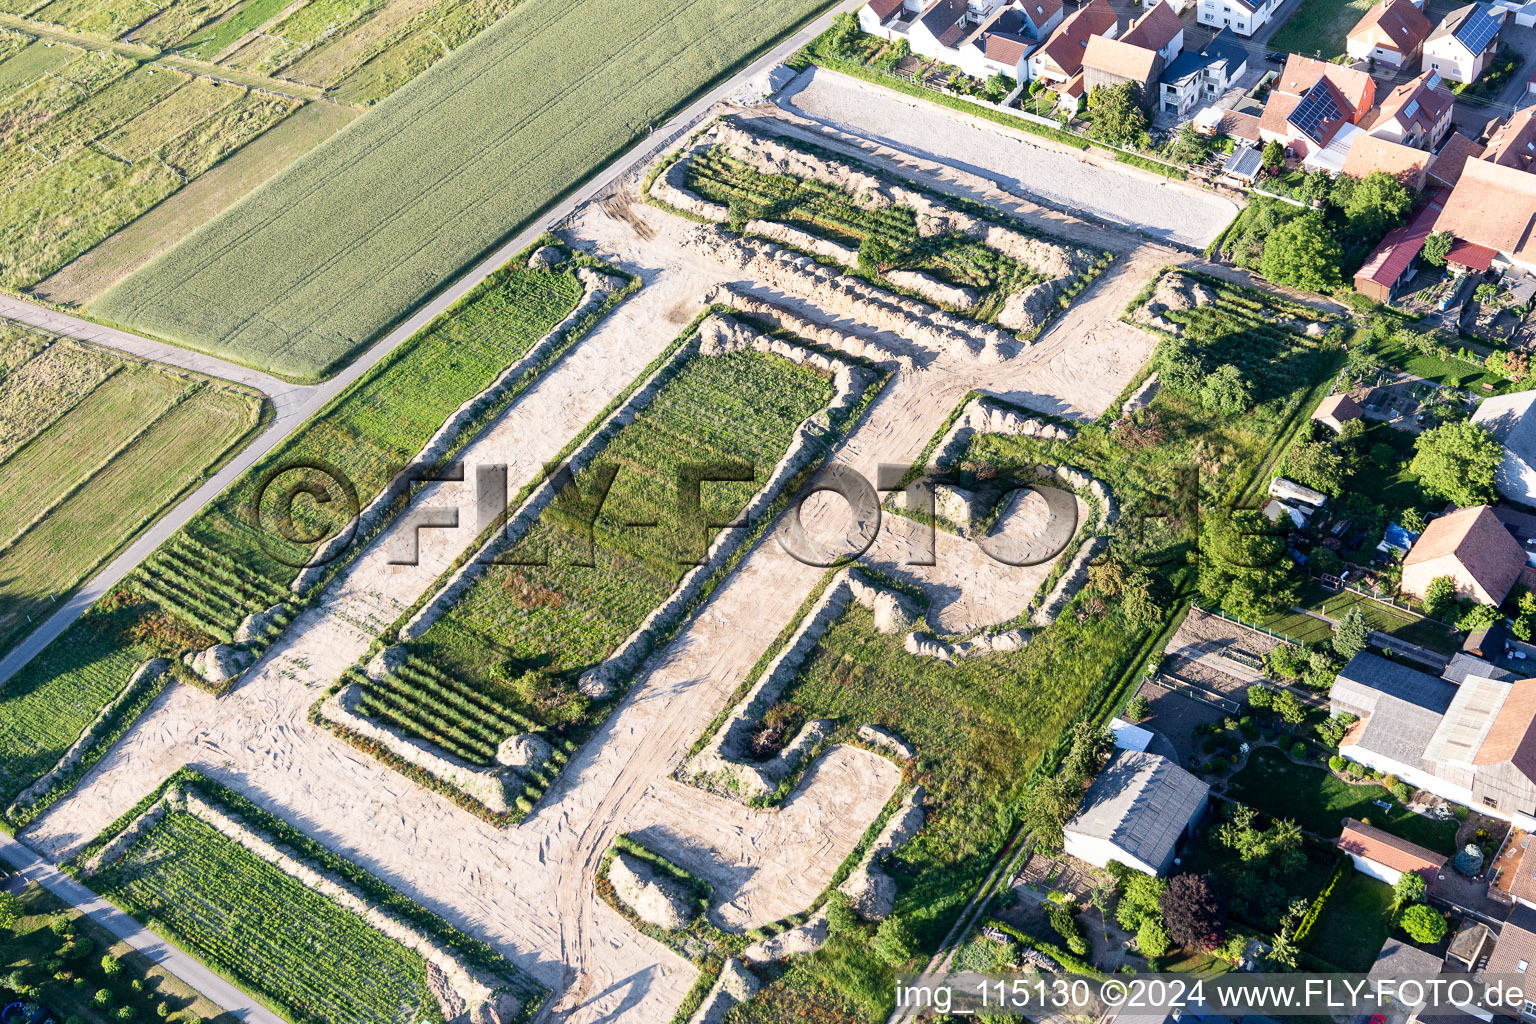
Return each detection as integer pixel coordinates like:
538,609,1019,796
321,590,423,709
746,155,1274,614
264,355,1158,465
91,0,838,380
0,322,263,660
0,51,298,290
81,773,544,1024
410,346,834,740
93,810,444,1024
1268,0,1374,60
186,256,587,580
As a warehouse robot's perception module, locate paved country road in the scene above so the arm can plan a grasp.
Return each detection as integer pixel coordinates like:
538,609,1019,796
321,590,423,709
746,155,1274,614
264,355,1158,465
0,833,286,1024
0,0,861,693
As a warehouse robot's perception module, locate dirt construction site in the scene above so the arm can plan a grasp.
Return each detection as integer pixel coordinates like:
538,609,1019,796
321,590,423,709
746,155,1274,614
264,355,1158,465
22,70,1248,1022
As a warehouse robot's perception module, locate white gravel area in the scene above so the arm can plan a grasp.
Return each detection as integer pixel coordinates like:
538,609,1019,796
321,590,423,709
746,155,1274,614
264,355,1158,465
780,69,1238,249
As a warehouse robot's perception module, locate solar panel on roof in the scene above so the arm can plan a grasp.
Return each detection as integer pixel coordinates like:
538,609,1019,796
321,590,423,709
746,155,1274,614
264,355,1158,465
1405,98,1420,116
1454,7,1499,53
1290,82,1345,144
1427,70,1442,89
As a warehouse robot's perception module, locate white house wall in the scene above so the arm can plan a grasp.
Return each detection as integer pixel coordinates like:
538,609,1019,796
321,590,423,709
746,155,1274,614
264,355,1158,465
1496,451,1536,506
1347,746,1536,832
1346,851,1405,885
1063,831,1161,876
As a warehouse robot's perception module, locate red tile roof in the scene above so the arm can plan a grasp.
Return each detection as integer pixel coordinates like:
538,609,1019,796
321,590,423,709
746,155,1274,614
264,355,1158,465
1039,0,1117,76
1259,54,1376,142
1122,0,1182,51
1338,819,1447,877
1485,106,1536,172
1405,504,1529,604
1348,0,1433,56
1446,238,1498,271
1427,132,1485,187
1372,71,1453,139
1343,132,1430,188
1435,156,1536,263
1353,193,1446,291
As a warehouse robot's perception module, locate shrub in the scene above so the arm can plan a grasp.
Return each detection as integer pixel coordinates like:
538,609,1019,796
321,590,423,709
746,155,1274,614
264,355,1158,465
1137,917,1171,958
1347,761,1367,779
1392,781,1412,802
1329,755,1346,773
101,954,121,978
824,891,858,935
1125,694,1151,721
1291,741,1307,761
93,990,112,1009
1400,904,1447,944
49,916,75,937
114,1009,136,1024
873,917,920,966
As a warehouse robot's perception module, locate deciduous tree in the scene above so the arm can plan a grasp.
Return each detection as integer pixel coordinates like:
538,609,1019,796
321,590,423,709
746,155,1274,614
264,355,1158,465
1160,874,1225,952
1260,212,1343,292
1411,420,1501,507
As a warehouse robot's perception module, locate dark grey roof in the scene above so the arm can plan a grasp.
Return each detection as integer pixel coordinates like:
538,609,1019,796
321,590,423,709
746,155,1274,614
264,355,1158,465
1374,936,1445,975
1352,692,1446,768
1336,652,1457,713
1444,651,1518,684
920,0,971,46
1065,749,1208,869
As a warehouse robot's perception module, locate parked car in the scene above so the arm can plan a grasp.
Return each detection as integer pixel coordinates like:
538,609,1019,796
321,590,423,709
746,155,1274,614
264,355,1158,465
1266,51,1287,64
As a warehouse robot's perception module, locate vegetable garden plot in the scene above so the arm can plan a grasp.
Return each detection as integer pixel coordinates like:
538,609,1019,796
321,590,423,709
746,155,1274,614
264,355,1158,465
31,0,170,39
684,148,1046,319
414,347,835,714
224,0,383,74
129,0,246,47
321,0,515,104
0,47,134,149
80,774,544,1024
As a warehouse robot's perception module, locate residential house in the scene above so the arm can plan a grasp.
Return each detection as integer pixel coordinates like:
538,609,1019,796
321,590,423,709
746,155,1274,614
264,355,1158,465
1259,55,1377,161
1485,106,1536,172
1121,0,1184,62
1367,71,1454,150
1337,818,1447,883
1313,392,1366,432
1422,3,1501,83
1487,904,1536,975
1474,391,1536,506
1331,651,1536,831
1402,504,1528,605
1353,193,1446,300
1083,35,1165,106
1434,156,1536,275
1348,0,1434,68
860,0,1066,80
1198,0,1281,37
1159,28,1247,115
1027,0,1118,86
1343,132,1431,187
1062,748,1209,876
1427,132,1485,188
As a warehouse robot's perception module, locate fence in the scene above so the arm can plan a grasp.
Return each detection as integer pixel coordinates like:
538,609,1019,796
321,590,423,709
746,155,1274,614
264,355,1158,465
1191,602,1305,648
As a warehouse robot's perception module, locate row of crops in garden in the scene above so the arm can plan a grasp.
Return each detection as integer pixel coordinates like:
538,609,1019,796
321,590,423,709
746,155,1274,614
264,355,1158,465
128,534,292,643
684,146,1046,320
0,245,614,826
357,654,536,765
76,770,546,1024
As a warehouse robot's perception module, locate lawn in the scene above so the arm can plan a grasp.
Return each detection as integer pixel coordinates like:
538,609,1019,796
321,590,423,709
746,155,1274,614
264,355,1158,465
1257,582,1460,655
0,328,263,660
1348,421,1426,514
1267,0,1374,59
1303,867,1394,971
0,878,233,1024
92,0,841,380
1227,747,1459,853
1367,325,1510,394
81,772,544,1024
